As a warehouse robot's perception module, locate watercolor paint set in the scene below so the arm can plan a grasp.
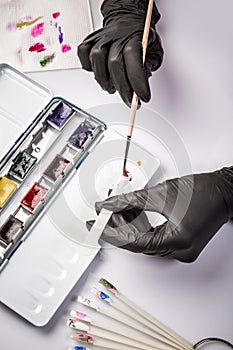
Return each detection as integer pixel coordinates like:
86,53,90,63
0,63,160,326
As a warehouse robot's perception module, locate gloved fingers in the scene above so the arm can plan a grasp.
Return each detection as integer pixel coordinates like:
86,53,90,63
95,183,171,217
77,42,93,71
145,32,164,73
123,35,151,102
107,39,134,106
89,39,116,94
86,209,153,249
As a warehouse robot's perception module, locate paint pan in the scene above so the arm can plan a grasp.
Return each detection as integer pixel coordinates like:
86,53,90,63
68,121,95,150
43,154,70,183
21,182,48,212
0,215,23,246
46,101,75,130
8,150,37,181
0,176,18,207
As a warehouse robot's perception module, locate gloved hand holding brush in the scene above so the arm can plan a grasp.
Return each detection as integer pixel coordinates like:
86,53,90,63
77,0,163,106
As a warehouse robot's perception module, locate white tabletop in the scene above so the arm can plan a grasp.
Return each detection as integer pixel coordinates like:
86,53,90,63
0,1,233,349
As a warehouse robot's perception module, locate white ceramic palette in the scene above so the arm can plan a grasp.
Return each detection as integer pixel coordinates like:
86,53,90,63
0,64,160,326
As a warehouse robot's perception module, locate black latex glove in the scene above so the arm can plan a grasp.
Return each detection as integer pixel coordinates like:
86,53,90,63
77,0,163,106
87,167,233,262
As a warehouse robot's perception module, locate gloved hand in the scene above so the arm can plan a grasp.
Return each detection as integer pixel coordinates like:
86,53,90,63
87,167,233,262
77,0,163,106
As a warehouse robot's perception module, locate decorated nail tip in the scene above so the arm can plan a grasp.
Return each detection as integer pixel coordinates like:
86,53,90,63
77,296,97,310
70,310,92,323
71,333,94,344
99,278,117,293
91,287,111,303
67,318,89,332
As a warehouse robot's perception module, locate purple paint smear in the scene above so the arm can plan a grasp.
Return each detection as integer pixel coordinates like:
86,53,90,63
6,22,17,31
58,26,64,44
31,22,44,37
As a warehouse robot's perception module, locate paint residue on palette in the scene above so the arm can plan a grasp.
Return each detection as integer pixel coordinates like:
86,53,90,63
29,42,46,52
31,22,44,37
61,44,71,53
52,12,61,19
40,53,55,67
6,10,72,69
137,160,142,166
16,16,43,29
58,26,63,44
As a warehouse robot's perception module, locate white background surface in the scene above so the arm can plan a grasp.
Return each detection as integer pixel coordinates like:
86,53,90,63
0,0,233,349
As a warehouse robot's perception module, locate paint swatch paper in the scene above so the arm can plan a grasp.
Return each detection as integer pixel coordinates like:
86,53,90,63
0,0,93,72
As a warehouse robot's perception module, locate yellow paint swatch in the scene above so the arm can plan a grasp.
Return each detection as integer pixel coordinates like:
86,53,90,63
0,176,18,207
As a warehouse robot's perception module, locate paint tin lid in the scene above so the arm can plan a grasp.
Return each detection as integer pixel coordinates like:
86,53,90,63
0,63,52,164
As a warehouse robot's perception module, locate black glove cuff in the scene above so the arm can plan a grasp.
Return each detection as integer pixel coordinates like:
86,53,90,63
217,166,233,184
101,0,161,27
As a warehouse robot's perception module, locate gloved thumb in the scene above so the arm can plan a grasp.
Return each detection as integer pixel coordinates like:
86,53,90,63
95,189,148,214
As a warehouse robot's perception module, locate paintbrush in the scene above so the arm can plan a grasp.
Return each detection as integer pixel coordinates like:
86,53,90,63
69,310,176,350
68,317,157,350
77,296,184,350
99,278,193,350
92,288,187,350
122,0,154,176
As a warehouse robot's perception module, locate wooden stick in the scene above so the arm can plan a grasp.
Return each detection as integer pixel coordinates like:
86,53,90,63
123,0,154,175
99,278,193,350
93,288,186,350
68,317,158,350
69,310,177,350
77,296,184,350
71,331,156,350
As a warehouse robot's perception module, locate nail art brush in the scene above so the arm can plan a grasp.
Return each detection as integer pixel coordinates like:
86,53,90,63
69,310,174,350
77,296,183,350
122,0,154,176
99,278,193,350
92,288,184,350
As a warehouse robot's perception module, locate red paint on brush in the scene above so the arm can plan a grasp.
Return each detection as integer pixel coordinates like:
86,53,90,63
52,12,61,19
123,170,132,181
29,42,46,52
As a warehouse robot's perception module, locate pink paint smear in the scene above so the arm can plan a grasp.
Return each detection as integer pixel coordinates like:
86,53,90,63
29,42,46,53
52,12,61,19
61,44,71,53
31,22,45,37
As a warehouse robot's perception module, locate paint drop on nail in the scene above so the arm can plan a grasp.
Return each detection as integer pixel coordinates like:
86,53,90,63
61,44,71,53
